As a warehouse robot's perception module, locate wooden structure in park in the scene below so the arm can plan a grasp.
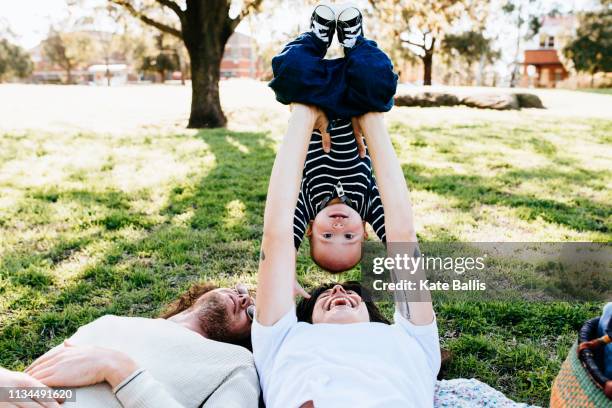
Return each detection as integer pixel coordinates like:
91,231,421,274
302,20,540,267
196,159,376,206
522,15,576,88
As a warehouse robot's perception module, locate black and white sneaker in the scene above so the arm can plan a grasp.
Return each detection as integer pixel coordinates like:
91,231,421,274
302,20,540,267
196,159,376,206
336,6,363,48
310,5,336,48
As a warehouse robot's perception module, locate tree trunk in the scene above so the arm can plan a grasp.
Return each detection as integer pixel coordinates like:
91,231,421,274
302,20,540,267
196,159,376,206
509,66,517,88
185,43,226,128
422,38,435,86
65,67,73,85
510,4,523,88
423,52,433,86
476,54,485,86
177,47,186,85
105,56,111,86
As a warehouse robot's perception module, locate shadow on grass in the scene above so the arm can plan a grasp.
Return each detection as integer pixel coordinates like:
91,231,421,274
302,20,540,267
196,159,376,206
0,129,275,368
164,129,273,241
402,163,611,233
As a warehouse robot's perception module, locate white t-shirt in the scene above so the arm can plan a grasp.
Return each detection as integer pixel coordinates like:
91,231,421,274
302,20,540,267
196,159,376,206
252,307,441,408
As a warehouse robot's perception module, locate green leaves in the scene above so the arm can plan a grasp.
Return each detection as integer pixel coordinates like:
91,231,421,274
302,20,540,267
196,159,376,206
0,39,32,81
563,8,612,74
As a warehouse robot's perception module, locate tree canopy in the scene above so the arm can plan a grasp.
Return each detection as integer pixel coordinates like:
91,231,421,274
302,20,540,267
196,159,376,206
42,29,96,84
367,0,489,85
440,30,499,85
441,31,498,64
563,5,612,75
0,39,32,82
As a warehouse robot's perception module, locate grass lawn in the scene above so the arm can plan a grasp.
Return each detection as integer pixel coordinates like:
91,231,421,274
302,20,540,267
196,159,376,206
575,88,612,95
0,84,611,407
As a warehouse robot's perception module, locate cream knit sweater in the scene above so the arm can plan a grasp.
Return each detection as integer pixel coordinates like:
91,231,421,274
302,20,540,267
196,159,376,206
58,315,259,408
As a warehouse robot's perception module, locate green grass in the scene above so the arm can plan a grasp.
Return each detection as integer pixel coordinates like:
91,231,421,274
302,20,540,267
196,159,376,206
575,88,612,95
0,109,611,407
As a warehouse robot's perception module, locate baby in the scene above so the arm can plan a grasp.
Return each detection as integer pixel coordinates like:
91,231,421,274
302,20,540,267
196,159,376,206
293,117,386,272
270,4,398,272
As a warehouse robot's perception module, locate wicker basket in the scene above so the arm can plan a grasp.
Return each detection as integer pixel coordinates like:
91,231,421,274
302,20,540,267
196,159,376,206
550,318,612,408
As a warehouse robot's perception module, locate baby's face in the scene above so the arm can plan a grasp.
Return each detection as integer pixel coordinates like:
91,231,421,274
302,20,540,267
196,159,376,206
310,203,365,272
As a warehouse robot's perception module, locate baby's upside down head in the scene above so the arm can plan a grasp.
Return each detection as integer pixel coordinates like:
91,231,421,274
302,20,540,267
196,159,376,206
307,202,367,273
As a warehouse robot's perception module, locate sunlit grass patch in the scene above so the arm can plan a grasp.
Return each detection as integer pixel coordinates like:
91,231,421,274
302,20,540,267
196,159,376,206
576,88,612,95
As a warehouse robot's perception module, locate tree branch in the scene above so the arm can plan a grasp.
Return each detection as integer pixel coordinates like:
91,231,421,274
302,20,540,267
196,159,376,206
109,0,182,38
227,0,264,31
155,0,184,19
401,39,425,50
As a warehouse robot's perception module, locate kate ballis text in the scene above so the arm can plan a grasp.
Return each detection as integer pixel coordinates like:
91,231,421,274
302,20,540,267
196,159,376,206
372,279,486,292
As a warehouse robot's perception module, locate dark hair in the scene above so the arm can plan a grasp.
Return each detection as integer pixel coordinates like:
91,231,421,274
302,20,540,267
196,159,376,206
296,281,391,324
160,282,252,351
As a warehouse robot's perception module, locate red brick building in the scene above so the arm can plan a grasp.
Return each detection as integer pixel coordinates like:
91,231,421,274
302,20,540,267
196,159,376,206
220,32,260,79
29,30,262,83
522,15,576,88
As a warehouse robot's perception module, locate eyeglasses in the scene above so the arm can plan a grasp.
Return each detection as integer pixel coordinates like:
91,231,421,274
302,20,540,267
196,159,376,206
236,283,255,322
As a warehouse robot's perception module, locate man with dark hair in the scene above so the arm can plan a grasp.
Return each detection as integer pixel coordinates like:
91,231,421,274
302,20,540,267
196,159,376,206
0,283,259,408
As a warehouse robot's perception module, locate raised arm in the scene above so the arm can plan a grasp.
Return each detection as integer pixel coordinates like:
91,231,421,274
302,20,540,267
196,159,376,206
256,104,328,326
358,112,434,326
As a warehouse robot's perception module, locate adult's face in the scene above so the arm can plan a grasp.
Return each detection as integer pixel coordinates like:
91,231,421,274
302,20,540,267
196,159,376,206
193,283,254,342
311,284,369,324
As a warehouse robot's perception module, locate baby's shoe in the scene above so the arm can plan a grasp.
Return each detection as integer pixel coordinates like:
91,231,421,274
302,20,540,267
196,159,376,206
310,4,336,48
336,6,363,48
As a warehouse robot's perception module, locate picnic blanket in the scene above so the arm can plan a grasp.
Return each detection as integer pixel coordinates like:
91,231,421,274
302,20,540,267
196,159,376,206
435,378,538,408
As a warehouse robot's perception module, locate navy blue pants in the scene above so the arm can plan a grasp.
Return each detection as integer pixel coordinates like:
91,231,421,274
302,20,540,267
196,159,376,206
268,32,398,121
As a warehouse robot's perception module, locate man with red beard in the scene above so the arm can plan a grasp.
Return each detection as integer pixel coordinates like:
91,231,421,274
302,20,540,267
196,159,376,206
0,282,259,408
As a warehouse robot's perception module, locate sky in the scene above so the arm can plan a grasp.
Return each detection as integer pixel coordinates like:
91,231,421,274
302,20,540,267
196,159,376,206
0,0,259,49
1,0,68,48
0,0,600,50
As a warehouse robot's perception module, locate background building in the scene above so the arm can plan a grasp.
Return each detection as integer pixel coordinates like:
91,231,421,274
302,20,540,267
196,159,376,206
522,15,577,88
88,64,129,86
220,32,260,79
29,31,261,84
